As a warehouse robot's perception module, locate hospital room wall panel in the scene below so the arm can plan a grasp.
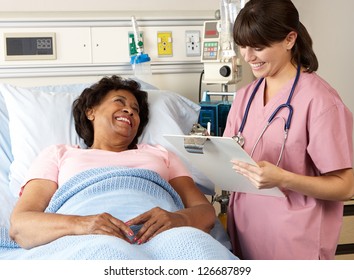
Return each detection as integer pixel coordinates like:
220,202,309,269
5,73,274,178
0,0,251,102
90,26,204,64
0,18,215,102
0,25,204,65
0,27,92,65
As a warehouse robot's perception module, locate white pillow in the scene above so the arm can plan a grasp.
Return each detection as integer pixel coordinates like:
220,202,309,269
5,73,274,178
0,91,16,228
140,90,214,194
0,83,213,198
0,91,12,190
0,84,85,197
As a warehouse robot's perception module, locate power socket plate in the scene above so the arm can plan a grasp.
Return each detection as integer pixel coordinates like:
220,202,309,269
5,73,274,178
157,31,173,57
185,30,201,57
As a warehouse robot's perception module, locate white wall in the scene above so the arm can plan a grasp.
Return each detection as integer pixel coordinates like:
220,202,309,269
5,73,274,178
293,0,354,163
293,0,353,108
0,0,219,13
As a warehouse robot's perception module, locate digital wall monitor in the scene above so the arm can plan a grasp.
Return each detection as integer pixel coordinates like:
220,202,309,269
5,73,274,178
4,32,56,61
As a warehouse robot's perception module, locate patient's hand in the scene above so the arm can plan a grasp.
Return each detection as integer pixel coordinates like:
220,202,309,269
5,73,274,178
82,212,134,243
125,207,187,245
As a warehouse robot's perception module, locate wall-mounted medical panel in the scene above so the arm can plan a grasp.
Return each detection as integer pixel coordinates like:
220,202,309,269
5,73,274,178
4,32,56,61
145,26,203,62
1,27,205,65
0,27,91,65
90,26,203,64
0,16,210,78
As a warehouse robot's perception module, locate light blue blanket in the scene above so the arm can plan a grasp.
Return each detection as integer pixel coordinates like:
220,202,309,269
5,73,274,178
0,167,237,260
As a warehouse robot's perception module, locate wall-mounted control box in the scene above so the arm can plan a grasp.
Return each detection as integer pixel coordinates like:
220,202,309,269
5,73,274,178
4,32,56,61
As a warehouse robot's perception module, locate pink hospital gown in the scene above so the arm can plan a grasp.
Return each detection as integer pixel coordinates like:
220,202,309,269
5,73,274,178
223,72,353,259
22,143,191,190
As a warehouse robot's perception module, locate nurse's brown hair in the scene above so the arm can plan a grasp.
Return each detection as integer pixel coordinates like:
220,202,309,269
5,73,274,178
233,0,318,72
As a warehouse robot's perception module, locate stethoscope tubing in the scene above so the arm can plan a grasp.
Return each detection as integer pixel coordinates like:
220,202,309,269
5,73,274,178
238,64,301,135
234,65,301,166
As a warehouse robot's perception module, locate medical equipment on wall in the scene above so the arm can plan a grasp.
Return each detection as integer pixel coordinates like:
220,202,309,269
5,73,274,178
198,0,244,221
201,0,243,85
233,65,301,166
198,0,244,137
130,16,152,80
198,91,234,136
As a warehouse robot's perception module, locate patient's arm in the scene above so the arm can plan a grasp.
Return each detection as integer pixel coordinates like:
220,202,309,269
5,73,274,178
126,176,216,244
170,176,216,231
10,179,134,249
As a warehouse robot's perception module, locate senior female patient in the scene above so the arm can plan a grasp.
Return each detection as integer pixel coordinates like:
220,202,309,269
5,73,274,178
9,75,236,260
224,0,354,260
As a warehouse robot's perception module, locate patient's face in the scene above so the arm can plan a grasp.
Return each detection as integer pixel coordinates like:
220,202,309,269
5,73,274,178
88,89,141,150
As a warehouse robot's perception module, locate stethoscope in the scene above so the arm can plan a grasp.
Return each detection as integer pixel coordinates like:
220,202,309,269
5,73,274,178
233,65,301,166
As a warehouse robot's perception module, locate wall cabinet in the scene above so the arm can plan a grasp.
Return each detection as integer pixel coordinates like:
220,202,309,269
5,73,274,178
56,27,92,64
91,27,129,64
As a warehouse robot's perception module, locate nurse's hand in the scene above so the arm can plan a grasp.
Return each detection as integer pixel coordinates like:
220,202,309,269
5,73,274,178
230,160,285,189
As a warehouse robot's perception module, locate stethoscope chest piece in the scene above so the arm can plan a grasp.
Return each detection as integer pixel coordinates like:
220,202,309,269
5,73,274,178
233,132,245,147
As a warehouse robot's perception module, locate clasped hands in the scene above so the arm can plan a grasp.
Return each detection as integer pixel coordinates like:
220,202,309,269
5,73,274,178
85,207,186,245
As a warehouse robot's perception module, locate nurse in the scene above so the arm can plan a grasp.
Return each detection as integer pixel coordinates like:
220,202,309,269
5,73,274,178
224,0,354,259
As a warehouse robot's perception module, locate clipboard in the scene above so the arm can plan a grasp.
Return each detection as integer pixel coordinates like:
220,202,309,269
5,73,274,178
164,134,285,197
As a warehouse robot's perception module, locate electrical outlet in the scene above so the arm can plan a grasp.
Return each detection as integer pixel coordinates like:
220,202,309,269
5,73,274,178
185,30,201,57
157,31,173,57
128,31,143,56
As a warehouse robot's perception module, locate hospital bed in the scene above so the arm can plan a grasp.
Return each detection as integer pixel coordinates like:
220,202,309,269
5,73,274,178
0,77,233,259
